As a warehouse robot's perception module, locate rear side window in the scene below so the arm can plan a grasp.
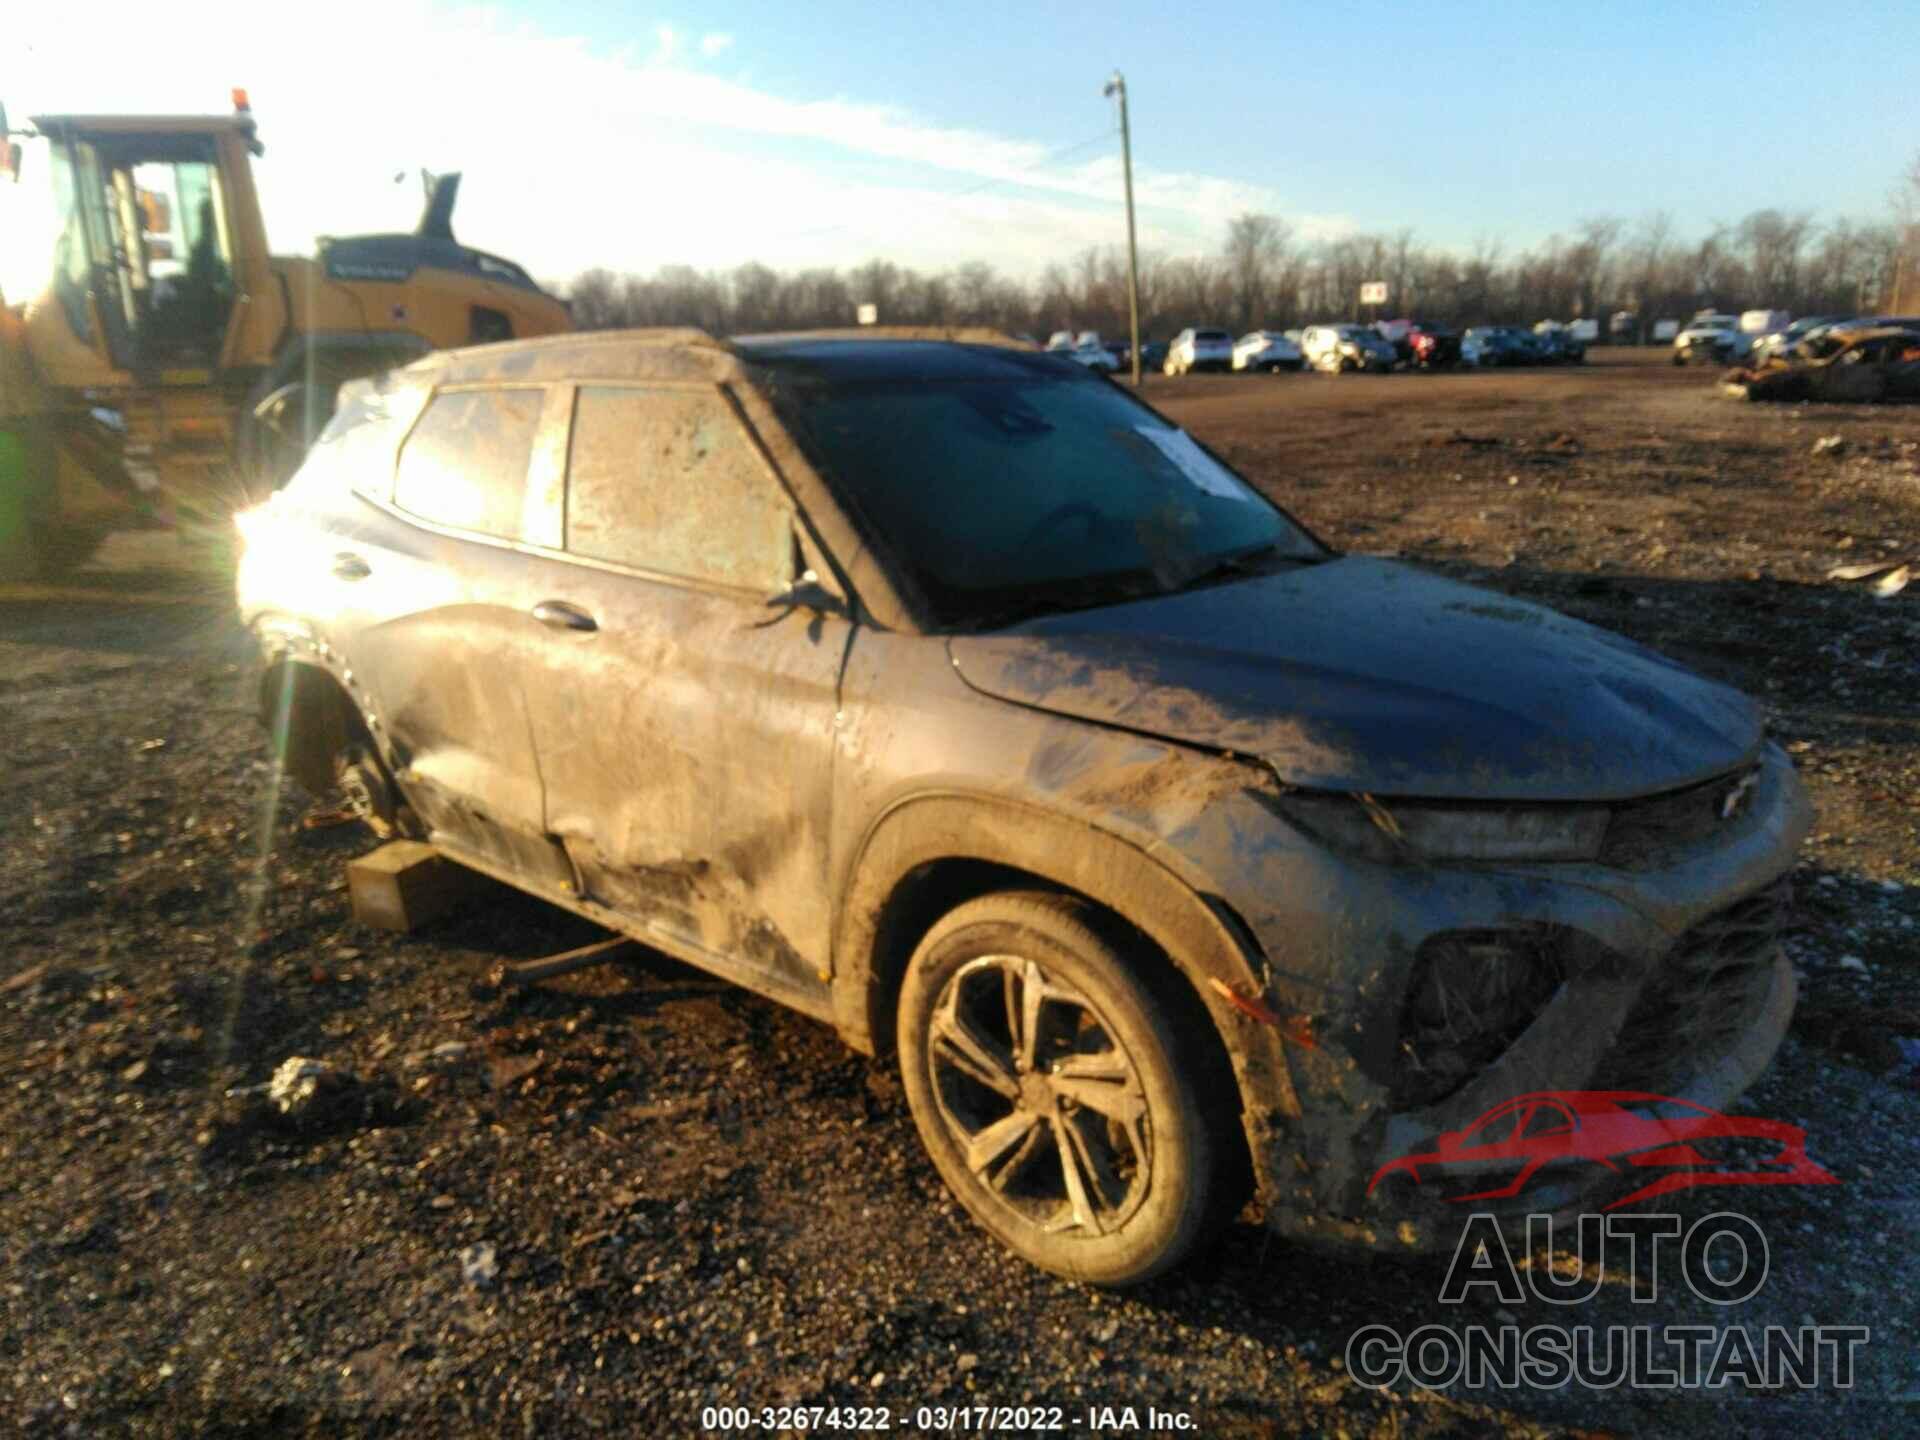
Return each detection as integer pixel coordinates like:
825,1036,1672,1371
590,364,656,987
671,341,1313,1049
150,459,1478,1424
394,387,543,540
298,381,419,503
565,386,792,592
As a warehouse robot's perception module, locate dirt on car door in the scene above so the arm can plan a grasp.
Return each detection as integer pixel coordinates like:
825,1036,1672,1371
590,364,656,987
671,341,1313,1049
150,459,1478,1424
518,383,850,1008
343,384,575,890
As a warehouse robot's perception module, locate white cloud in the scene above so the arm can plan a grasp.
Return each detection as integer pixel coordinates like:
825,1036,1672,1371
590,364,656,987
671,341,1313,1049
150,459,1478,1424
10,1,1345,280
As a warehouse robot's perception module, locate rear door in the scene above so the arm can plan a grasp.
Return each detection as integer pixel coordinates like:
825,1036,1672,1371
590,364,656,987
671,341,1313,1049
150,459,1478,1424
519,382,850,1004
340,382,576,887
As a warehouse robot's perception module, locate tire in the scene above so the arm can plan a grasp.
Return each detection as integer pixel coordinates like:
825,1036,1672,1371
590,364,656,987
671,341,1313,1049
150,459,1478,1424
1671,352,1685,367
897,892,1220,1286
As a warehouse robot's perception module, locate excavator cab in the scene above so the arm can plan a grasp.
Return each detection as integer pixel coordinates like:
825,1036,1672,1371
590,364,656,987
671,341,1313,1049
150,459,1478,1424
31,114,265,384
2,92,569,578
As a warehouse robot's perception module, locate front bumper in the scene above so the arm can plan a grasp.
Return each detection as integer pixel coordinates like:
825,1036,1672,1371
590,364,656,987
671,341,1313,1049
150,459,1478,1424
1187,744,1811,1252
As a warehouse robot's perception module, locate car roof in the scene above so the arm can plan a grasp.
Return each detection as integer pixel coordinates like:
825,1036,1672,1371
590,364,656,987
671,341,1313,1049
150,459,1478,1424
390,326,1045,389
733,334,1078,382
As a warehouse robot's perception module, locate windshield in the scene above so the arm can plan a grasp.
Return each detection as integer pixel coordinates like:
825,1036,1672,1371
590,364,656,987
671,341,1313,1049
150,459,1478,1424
769,369,1325,628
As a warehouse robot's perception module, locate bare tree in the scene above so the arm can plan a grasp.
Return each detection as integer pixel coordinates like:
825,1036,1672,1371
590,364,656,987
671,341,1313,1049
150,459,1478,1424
566,268,626,330
1889,151,1920,312
1221,213,1291,330
850,259,901,323
731,262,782,333
561,183,1911,345
1736,210,1814,305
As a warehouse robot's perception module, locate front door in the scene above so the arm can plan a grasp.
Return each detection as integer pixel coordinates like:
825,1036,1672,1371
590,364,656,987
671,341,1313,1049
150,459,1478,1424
520,382,849,1004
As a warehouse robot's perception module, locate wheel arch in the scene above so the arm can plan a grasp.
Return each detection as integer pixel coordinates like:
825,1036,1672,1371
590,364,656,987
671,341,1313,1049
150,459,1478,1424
832,792,1302,1156
256,648,367,797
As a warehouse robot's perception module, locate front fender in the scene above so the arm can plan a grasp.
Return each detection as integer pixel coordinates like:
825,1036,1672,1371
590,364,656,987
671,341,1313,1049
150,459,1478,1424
832,789,1306,1192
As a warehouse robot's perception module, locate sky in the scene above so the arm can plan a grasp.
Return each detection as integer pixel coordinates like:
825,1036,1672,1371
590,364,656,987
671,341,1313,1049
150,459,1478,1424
9,0,1919,287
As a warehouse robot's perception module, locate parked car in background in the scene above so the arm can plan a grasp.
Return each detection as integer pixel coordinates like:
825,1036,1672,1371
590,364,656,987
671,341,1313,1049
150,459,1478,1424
1739,310,1792,345
1139,340,1169,374
1302,324,1396,373
1232,330,1305,372
237,327,1810,1284
1532,325,1586,364
1045,331,1076,353
1164,327,1234,375
1069,331,1120,374
1407,322,1460,369
1812,315,1920,347
1374,318,1415,364
1724,325,1920,403
1747,315,1846,366
1461,327,1529,367
1672,314,1743,366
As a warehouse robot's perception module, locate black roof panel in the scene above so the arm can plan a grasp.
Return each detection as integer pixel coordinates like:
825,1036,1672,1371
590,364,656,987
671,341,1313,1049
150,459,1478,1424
734,338,1088,383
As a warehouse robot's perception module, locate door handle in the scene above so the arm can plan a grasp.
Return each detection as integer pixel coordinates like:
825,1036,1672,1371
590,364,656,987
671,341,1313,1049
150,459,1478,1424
532,600,598,633
332,552,371,580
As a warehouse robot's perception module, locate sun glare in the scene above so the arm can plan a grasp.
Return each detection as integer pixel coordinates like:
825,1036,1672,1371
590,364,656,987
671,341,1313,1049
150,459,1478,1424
0,139,57,306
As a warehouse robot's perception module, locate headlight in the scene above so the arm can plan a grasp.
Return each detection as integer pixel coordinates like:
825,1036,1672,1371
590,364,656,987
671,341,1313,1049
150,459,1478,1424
1272,792,1609,863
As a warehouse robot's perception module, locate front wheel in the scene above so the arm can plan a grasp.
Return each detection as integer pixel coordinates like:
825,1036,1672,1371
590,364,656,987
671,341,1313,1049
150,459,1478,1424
897,893,1220,1286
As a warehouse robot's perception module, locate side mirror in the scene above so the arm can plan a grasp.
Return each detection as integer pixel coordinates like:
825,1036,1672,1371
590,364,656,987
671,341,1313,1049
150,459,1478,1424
765,569,847,618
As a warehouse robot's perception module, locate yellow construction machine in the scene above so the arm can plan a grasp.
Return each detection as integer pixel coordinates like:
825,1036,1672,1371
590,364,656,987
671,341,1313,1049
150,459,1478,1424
0,91,570,578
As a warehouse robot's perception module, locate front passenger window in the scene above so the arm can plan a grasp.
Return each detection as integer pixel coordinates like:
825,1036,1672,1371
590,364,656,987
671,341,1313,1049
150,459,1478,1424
565,386,793,593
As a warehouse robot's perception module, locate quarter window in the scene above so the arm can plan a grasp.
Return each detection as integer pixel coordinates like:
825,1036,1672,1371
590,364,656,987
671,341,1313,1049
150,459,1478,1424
394,387,544,540
565,386,792,592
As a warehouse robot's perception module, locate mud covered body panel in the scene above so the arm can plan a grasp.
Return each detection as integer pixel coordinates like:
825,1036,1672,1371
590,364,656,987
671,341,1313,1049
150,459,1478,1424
238,331,1812,1255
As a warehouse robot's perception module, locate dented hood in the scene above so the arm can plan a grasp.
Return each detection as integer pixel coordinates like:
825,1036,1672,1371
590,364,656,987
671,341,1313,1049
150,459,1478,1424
946,557,1761,801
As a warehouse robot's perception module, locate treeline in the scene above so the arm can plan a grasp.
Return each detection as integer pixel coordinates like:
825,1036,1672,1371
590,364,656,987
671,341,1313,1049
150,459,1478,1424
560,208,1913,343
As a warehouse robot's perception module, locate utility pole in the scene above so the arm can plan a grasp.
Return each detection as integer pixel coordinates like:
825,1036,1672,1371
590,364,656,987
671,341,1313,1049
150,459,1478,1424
1103,71,1142,387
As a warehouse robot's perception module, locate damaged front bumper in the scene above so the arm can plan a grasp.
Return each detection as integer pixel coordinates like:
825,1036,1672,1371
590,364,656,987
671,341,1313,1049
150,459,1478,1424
1199,743,1811,1253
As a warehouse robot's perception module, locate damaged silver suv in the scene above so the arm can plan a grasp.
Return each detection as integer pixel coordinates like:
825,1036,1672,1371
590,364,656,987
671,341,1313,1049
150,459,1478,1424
236,328,1809,1285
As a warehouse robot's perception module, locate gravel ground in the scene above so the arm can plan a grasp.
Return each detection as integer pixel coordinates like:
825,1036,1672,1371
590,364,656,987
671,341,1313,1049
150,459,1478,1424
1,354,1916,1437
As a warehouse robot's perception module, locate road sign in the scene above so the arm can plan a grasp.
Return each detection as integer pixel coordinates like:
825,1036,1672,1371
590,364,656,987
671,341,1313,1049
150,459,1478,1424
1359,281,1389,306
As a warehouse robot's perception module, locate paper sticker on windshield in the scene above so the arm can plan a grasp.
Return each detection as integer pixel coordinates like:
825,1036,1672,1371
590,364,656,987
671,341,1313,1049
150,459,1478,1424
1133,427,1253,502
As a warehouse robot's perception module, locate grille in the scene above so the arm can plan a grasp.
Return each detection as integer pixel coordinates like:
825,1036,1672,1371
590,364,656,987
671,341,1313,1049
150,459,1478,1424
1600,764,1760,870
1589,877,1790,1094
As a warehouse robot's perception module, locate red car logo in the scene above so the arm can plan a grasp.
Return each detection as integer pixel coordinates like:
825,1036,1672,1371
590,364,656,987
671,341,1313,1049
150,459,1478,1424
1368,1090,1838,1211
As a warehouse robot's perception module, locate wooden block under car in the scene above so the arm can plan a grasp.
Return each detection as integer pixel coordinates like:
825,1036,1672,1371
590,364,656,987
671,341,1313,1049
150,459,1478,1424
348,841,490,932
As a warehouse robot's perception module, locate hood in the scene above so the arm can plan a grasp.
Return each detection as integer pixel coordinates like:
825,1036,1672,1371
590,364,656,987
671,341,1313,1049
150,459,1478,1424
946,557,1761,801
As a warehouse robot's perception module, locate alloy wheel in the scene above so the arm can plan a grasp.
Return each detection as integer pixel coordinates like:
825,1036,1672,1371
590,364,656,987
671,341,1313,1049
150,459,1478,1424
924,953,1151,1237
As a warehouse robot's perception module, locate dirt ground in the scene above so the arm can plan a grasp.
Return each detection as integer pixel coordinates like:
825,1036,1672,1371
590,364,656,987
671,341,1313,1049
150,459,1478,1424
2,351,1916,1437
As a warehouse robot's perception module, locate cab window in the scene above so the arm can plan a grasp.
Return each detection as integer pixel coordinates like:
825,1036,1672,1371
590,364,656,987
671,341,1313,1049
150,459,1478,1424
394,387,544,540
565,386,793,593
